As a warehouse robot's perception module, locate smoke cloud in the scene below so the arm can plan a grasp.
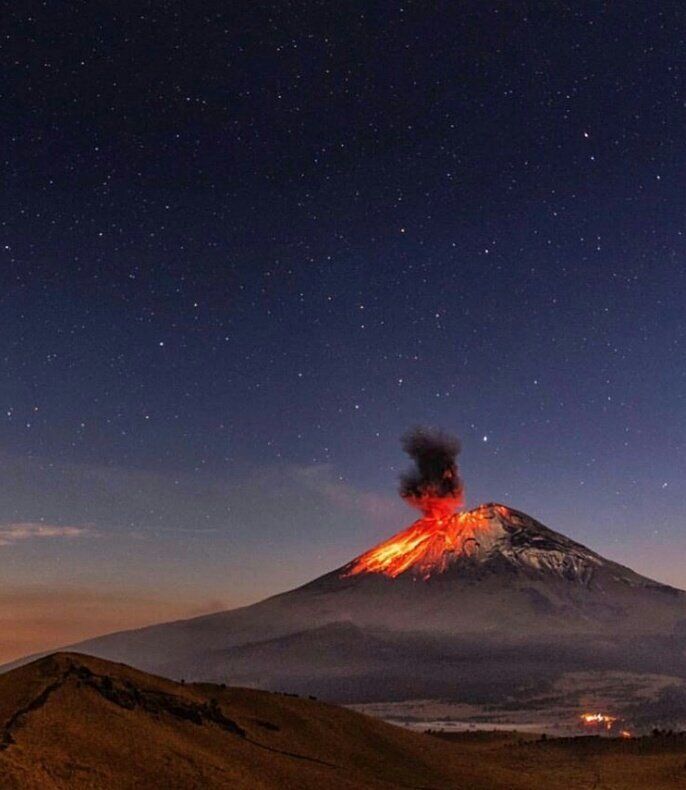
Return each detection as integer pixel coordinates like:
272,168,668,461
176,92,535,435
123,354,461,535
399,427,464,516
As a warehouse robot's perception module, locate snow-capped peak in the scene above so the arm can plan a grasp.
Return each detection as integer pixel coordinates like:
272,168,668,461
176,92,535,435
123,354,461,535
342,502,607,582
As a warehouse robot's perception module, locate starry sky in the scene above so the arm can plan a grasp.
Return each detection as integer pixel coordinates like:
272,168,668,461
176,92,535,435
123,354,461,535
3,2,686,662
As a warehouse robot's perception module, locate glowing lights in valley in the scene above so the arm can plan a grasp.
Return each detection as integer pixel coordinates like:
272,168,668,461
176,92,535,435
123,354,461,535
580,713,619,731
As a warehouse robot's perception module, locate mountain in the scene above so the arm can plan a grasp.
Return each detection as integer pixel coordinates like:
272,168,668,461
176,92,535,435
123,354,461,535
7,504,686,710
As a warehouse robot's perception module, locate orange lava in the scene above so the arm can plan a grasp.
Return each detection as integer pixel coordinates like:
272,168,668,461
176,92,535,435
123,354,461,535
344,503,498,579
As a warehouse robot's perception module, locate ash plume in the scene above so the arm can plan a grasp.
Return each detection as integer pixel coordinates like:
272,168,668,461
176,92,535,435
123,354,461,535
399,427,464,509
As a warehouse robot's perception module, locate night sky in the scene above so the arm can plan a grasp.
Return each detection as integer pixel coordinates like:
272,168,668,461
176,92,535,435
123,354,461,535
3,3,686,661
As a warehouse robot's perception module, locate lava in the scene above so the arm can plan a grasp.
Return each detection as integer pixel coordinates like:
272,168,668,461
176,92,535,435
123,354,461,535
344,505,497,580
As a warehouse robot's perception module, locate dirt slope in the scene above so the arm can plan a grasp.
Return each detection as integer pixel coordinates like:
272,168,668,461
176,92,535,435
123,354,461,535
3,653,686,789
0,652,523,789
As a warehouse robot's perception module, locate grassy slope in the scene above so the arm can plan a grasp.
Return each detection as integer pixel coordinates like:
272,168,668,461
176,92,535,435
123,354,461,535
1,653,686,789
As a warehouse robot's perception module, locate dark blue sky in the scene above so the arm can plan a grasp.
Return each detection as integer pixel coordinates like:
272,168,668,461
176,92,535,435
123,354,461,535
2,2,685,659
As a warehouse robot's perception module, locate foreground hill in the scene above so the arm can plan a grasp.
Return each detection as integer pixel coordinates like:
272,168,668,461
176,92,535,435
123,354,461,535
2,654,686,789
0,652,533,789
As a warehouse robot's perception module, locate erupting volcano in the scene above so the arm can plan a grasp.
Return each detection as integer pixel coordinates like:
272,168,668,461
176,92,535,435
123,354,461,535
344,426,475,579
344,428,464,578
5,427,686,718
343,428,603,584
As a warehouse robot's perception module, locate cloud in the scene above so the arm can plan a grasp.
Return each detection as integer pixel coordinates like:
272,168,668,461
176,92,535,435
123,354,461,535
287,464,400,520
0,523,92,547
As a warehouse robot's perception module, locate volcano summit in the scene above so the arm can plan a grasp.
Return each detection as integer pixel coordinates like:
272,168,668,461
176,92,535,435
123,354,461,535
345,503,608,583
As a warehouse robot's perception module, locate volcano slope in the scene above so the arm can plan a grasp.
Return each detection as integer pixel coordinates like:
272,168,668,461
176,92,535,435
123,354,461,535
3,653,686,790
7,504,686,713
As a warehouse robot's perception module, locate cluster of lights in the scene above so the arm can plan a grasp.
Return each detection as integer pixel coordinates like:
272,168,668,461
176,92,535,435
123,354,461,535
579,712,633,737
580,713,618,730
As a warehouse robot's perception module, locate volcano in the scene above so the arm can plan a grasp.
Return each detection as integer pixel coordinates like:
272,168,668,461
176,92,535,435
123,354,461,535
8,503,686,711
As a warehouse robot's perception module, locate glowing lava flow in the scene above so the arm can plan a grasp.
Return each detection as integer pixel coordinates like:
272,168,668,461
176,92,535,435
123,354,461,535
343,503,502,580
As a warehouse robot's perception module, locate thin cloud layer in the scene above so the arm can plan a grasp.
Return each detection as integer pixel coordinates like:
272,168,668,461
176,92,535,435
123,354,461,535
0,523,92,547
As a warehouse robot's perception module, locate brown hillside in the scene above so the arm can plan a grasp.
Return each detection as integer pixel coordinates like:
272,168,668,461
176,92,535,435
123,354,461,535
0,652,523,789
3,653,686,789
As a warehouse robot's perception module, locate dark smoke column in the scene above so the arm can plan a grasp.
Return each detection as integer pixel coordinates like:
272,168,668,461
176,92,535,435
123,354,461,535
399,427,465,519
